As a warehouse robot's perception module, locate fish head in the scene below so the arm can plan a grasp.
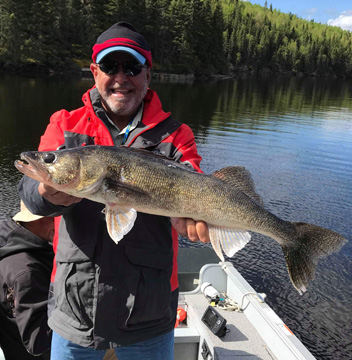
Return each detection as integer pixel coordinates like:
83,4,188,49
15,147,106,195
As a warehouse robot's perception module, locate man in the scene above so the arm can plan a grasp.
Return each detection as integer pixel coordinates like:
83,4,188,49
0,201,54,360
18,21,209,360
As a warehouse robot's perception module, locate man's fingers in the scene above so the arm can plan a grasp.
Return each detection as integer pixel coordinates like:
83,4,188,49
171,218,210,243
185,218,198,242
171,217,187,237
38,183,57,196
185,219,209,243
45,193,81,206
38,183,82,206
195,221,210,243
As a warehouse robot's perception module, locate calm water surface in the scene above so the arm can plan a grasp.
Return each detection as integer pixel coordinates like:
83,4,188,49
1,74,351,359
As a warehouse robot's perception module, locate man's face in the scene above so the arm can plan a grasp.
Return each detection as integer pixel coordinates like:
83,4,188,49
24,217,55,243
38,217,55,243
90,52,151,121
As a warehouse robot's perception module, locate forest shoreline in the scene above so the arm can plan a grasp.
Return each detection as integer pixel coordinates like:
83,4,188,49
1,64,346,83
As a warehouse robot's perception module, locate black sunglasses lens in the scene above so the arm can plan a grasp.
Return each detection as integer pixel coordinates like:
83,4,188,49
98,62,144,77
122,62,143,77
99,62,118,75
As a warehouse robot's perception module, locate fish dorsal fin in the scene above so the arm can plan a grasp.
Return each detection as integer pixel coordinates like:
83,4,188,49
105,205,137,244
209,226,251,261
212,166,263,205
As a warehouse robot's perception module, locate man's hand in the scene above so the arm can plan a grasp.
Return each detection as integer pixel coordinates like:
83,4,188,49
38,183,82,206
171,218,210,243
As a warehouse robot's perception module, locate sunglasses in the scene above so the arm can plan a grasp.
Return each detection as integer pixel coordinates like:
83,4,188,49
97,61,148,77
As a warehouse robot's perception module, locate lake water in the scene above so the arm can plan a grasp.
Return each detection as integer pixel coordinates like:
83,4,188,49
1,73,351,359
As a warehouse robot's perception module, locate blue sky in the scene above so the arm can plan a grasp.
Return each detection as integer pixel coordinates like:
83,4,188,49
250,1,352,30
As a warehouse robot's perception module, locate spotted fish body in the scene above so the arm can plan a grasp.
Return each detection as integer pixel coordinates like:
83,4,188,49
15,145,347,294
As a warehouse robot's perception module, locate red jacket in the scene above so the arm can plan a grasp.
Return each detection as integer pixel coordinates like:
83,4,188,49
19,86,202,349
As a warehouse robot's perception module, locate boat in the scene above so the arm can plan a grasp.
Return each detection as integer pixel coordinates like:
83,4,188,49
0,247,316,360
174,247,316,360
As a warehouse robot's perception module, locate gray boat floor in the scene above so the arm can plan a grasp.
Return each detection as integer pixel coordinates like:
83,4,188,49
175,293,276,360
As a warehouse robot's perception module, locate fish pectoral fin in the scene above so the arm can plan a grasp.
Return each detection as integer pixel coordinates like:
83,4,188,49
209,227,225,261
105,206,137,244
209,226,251,260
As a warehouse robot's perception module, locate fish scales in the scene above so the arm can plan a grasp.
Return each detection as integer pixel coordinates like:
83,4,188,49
102,147,274,227
15,145,348,294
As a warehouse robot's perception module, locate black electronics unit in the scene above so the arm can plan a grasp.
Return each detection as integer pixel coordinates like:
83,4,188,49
201,305,227,337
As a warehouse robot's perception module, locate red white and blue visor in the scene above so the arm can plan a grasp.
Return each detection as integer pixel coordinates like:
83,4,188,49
96,46,146,65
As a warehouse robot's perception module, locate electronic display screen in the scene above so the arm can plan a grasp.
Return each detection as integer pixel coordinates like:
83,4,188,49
203,309,218,327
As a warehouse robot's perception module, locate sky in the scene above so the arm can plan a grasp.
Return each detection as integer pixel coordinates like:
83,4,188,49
251,1,352,31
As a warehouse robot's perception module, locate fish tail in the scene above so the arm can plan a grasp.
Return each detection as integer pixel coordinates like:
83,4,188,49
281,222,347,294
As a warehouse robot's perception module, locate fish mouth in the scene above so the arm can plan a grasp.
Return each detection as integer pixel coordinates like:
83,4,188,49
15,155,35,174
14,154,50,182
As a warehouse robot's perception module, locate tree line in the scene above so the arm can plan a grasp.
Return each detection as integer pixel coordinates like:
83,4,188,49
1,0,352,77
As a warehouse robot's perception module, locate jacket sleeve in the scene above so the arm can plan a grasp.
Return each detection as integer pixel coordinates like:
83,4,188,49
18,176,72,217
38,110,67,152
14,269,52,355
18,110,76,216
172,123,203,173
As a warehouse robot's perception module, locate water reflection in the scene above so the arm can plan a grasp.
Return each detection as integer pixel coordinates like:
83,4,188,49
1,73,352,359
153,76,352,359
153,76,352,135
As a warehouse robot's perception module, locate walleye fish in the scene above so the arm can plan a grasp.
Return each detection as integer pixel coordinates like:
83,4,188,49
15,145,347,294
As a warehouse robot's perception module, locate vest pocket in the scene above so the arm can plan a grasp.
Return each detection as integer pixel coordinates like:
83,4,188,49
121,245,173,328
54,261,97,331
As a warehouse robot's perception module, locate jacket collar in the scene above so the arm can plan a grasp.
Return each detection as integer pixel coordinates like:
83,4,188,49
83,86,170,129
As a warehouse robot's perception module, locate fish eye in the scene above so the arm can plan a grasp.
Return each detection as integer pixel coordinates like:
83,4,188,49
43,153,56,164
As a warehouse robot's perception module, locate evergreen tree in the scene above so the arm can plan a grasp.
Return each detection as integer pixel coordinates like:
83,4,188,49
1,0,352,77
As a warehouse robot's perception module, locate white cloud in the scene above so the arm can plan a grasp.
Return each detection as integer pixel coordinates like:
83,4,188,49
328,10,352,31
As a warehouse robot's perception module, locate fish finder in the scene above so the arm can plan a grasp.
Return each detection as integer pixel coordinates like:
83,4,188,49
201,305,227,337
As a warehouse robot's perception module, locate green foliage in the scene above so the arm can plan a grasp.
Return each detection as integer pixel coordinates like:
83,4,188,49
0,0,352,77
